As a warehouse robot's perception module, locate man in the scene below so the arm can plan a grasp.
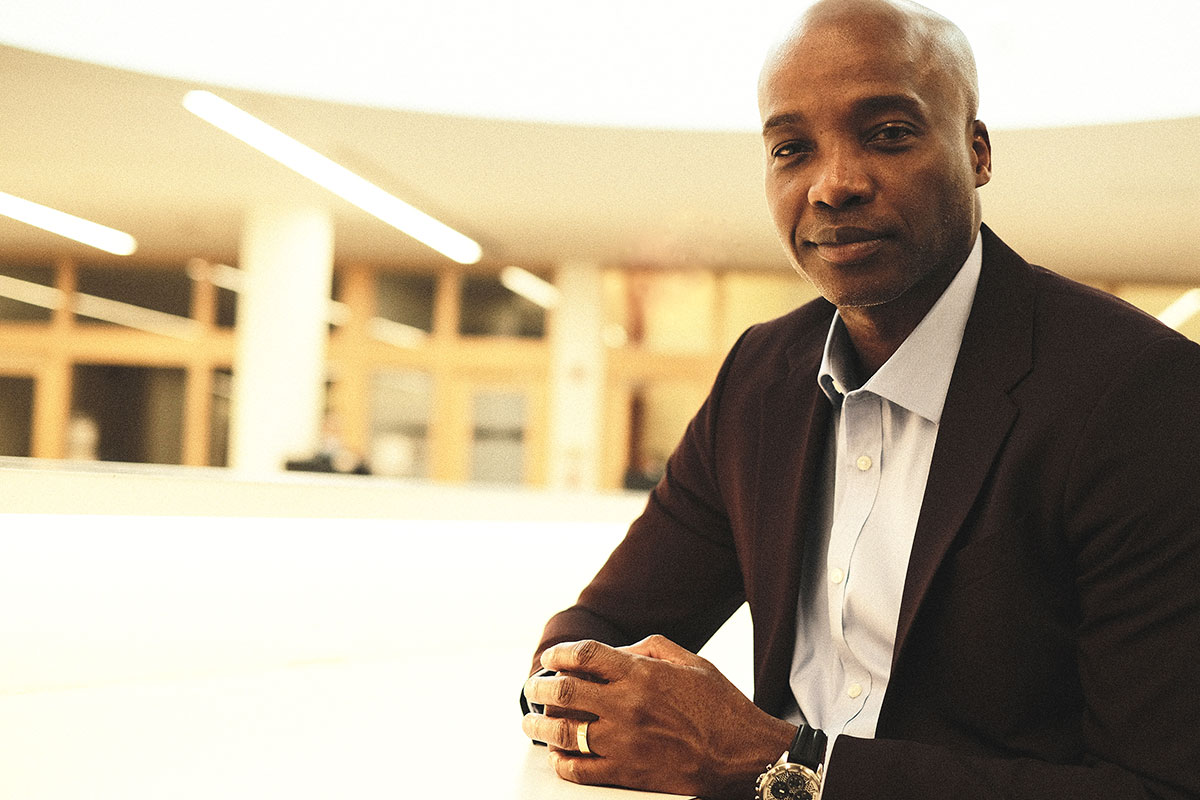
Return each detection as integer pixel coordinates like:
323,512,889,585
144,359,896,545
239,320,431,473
521,1,1200,798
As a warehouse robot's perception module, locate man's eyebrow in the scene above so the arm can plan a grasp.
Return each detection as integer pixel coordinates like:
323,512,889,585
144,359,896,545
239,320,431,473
761,112,806,135
851,93,927,120
762,94,928,136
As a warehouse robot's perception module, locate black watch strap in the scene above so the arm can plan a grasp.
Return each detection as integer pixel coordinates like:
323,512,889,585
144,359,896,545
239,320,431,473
788,724,828,771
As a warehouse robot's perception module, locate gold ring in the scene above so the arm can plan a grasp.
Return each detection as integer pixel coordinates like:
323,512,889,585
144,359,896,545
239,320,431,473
577,719,592,755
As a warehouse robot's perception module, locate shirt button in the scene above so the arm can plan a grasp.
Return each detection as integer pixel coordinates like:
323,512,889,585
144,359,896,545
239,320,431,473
856,455,873,471
848,683,863,699
830,567,845,585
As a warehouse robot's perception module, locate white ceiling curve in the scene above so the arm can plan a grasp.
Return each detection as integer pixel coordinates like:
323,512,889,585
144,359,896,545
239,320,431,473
2,0,1198,131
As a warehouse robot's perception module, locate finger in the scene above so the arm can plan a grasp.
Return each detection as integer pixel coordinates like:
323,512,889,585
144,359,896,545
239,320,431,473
619,633,705,666
523,713,600,754
523,672,603,714
540,639,632,681
550,749,616,787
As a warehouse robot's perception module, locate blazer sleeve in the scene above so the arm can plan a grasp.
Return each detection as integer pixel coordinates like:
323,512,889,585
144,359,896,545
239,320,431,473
824,334,1200,800
529,328,755,673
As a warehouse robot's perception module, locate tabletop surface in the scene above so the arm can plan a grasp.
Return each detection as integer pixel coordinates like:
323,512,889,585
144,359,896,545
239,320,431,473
0,513,752,799
0,649,688,800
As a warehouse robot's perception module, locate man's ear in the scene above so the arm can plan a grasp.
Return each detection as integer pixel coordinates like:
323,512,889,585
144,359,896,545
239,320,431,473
972,119,992,188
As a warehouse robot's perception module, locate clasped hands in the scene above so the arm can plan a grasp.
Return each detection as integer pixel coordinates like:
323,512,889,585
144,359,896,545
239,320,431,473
521,634,796,799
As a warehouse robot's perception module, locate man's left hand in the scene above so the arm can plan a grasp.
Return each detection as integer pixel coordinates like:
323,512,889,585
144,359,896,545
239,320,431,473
521,635,795,799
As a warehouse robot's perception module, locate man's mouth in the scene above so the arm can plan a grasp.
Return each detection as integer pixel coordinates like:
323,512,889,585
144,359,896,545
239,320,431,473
804,227,888,265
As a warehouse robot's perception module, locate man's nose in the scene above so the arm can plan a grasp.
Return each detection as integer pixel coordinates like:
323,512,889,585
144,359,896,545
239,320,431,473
807,149,872,209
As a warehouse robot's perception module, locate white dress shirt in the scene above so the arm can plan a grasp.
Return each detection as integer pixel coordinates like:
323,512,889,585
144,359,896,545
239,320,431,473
783,233,984,767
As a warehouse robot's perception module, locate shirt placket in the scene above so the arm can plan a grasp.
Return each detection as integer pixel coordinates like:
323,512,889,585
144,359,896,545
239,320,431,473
826,390,882,732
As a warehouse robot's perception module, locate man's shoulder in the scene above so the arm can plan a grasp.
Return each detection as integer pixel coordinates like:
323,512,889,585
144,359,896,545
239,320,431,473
705,296,833,405
1022,261,1188,356
978,229,1200,387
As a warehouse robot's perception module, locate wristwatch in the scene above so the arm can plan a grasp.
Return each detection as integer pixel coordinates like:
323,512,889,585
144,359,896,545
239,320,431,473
754,724,827,800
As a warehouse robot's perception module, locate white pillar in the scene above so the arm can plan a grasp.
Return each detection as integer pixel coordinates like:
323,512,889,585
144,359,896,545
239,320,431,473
548,261,604,490
228,205,334,475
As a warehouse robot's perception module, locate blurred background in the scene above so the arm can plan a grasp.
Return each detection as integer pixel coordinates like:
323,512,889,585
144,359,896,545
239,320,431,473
1,0,1198,490
1,4,1198,796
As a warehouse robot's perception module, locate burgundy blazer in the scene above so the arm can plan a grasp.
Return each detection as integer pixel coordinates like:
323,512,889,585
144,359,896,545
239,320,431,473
536,227,1200,799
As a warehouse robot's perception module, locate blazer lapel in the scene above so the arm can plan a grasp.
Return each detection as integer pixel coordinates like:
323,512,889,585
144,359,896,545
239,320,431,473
751,314,833,713
891,227,1036,667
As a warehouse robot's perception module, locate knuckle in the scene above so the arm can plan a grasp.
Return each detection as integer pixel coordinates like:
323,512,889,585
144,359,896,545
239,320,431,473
553,753,576,781
555,753,598,785
552,676,577,706
572,639,601,667
552,716,573,748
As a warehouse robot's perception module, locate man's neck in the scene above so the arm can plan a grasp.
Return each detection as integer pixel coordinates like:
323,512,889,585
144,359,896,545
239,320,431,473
837,263,965,379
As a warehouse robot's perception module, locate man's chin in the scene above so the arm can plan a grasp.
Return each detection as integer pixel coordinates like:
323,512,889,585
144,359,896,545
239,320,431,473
819,284,910,310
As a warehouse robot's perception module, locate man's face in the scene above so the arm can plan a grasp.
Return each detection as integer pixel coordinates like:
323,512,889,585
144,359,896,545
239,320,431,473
758,20,990,311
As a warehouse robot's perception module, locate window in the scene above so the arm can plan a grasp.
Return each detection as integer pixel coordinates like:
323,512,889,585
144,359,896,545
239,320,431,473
471,389,527,483
459,274,546,338
370,369,433,478
0,375,35,457
75,266,192,325
71,364,186,464
377,272,436,333
0,264,55,322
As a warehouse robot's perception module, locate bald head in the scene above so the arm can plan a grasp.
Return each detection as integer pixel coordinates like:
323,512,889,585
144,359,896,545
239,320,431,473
763,0,980,124
755,0,993,323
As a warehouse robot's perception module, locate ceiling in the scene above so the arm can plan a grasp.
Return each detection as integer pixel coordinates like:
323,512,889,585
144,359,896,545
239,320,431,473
1,42,1198,284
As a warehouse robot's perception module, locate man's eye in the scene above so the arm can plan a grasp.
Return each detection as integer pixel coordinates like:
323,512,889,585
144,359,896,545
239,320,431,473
869,125,914,144
771,142,809,159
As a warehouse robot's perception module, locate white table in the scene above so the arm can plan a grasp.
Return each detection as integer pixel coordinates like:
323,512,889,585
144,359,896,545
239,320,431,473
0,508,754,799
0,650,685,799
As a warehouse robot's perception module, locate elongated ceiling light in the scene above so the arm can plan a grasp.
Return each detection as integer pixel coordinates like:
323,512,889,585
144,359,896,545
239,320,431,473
0,192,137,256
500,265,560,309
189,258,427,347
0,274,197,338
182,90,483,265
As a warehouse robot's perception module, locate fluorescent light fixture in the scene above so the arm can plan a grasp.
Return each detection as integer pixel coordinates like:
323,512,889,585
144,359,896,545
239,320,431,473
186,258,245,292
0,274,198,338
0,192,137,255
312,294,431,348
500,266,560,309
367,317,428,348
1157,288,1200,330
326,299,352,327
0,274,62,310
182,90,483,265
73,294,200,338
188,262,427,347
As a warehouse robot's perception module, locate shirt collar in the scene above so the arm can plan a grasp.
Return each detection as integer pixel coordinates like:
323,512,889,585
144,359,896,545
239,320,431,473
818,231,984,424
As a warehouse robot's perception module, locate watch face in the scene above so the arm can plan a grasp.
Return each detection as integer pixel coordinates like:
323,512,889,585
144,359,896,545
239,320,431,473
764,766,819,800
